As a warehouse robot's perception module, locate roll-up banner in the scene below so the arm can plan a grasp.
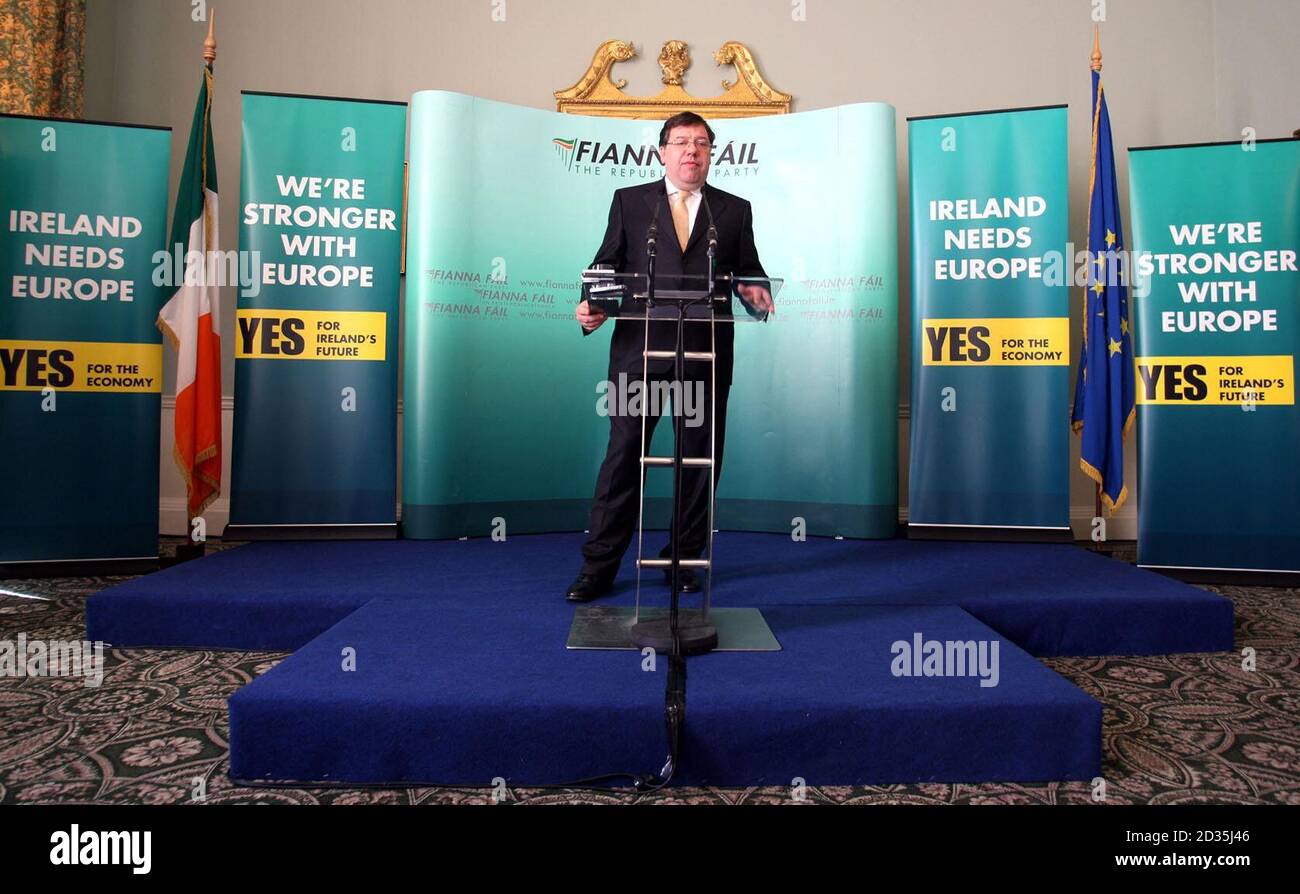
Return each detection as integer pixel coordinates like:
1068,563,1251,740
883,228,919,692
228,92,406,538
404,92,899,540
1128,138,1300,578
0,115,170,573
907,105,1071,538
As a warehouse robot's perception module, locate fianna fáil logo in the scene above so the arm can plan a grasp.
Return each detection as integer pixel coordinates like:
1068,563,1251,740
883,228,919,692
553,137,577,170
549,136,760,180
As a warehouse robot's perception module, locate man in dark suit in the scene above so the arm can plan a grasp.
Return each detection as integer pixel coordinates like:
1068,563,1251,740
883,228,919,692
566,111,773,602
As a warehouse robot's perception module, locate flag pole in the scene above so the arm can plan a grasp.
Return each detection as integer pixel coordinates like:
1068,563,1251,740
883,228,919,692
1089,24,1106,547
204,10,217,67
179,10,216,564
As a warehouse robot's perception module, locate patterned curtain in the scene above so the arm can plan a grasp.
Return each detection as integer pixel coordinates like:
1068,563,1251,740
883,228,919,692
0,0,86,118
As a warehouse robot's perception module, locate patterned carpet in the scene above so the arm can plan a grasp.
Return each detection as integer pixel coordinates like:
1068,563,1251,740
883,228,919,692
2,542,1298,805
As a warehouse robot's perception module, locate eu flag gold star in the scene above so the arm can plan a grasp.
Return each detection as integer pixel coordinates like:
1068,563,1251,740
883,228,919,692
1108,337,1123,357
1120,318,1129,335
1091,281,1105,295
1105,230,1116,247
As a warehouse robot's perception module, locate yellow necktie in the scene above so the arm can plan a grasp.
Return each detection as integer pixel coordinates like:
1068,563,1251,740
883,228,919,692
671,190,691,251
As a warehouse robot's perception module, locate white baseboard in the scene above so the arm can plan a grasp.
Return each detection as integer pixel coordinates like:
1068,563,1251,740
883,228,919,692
896,505,1134,541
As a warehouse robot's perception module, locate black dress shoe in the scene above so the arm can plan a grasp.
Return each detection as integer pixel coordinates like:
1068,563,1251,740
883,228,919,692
566,573,613,602
663,567,701,593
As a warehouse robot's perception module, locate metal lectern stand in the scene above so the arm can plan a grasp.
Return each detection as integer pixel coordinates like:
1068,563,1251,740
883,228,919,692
566,270,783,657
630,281,722,655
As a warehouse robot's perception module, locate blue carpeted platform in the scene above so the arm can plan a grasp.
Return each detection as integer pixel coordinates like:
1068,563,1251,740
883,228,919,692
85,534,1233,786
229,598,1101,786
87,533,1234,656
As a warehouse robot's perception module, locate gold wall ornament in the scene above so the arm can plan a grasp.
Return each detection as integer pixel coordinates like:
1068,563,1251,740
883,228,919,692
555,40,791,119
658,41,690,86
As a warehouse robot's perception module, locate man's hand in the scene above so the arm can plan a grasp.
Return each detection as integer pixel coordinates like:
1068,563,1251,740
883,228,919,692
736,283,775,316
576,299,608,332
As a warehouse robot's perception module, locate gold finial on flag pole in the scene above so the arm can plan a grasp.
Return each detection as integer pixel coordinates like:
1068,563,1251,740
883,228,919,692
203,10,217,66
1091,24,1102,73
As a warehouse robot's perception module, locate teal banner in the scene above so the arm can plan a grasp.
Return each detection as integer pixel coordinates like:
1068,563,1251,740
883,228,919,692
1129,138,1300,574
230,93,406,530
0,115,170,563
907,106,1070,532
404,92,898,539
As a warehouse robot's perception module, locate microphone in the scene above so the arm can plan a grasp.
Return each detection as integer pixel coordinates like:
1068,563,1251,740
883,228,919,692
644,196,665,308
646,198,662,254
701,192,719,299
702,193,718,254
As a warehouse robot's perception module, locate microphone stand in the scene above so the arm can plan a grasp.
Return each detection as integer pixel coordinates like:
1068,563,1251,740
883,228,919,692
660,193,722,781
642,199,687,782
632,191,727,783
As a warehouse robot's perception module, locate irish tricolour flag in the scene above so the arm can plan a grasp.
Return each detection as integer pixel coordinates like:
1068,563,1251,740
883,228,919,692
157,66,222,518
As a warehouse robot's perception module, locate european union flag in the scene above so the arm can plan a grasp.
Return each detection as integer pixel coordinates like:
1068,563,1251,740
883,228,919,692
1071,65,1135,513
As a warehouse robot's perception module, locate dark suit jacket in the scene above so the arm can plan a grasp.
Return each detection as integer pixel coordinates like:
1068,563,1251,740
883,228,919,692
582,180,767,384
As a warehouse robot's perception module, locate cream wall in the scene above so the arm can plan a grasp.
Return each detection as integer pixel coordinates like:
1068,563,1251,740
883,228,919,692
81,0,1300,538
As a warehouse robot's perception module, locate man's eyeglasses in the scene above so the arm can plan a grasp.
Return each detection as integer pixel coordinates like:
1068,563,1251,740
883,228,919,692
665,138,713,150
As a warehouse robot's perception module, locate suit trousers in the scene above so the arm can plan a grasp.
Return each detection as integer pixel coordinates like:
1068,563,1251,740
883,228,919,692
581,364,730,580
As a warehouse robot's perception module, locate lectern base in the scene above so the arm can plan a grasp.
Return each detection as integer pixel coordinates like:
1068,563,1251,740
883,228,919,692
566,606,781,652
630,615,718,655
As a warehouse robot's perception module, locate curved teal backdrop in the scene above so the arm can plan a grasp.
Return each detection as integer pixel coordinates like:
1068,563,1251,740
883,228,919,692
403,92,898,540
